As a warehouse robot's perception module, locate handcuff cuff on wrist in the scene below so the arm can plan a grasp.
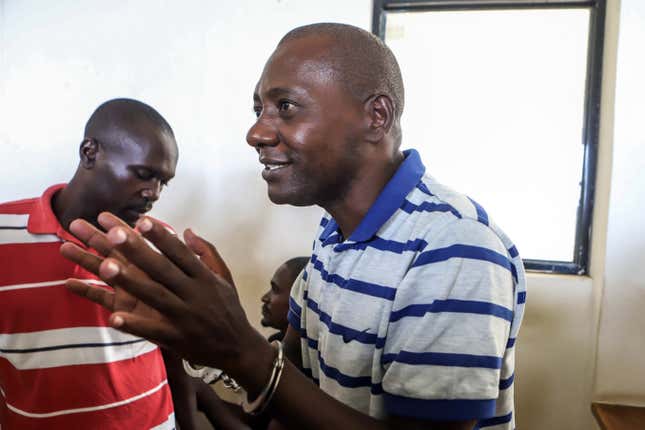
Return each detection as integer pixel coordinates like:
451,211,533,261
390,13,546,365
241,340,285,415
181,340,285,416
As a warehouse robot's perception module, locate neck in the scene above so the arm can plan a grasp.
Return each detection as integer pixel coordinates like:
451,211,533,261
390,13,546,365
323,151,404,239
53,174,99,231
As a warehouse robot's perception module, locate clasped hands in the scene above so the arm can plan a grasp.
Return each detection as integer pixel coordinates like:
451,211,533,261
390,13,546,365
60,212,274,386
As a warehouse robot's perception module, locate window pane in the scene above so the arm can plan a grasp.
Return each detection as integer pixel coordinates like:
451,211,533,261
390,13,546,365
385,8,590,262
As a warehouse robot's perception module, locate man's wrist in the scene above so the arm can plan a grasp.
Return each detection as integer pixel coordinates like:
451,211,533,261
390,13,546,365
234,332,278,399
242,340,284,415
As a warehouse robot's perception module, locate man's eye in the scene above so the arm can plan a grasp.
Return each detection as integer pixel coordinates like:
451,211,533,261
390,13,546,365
278,100,295,113
136,170,153,180
253,106,262,118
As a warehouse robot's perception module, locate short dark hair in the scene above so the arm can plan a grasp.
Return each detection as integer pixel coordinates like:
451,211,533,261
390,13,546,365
84,98,175,144
279,23,405,123
284,256,310,281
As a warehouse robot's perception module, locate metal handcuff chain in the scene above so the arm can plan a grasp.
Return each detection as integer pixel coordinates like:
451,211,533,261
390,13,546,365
182,359,241,391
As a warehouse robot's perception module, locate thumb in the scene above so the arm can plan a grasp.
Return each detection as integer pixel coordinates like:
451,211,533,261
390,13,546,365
184,228,235,288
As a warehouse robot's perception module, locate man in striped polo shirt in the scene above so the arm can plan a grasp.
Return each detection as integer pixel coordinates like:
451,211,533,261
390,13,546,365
0,99,196,429
62,24,526,430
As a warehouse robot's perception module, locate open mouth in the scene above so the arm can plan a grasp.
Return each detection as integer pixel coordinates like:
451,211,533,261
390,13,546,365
261,160,291,180
264,163,289,172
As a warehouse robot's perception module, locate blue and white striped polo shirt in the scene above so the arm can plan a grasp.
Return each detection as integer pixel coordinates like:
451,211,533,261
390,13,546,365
288,149,526,429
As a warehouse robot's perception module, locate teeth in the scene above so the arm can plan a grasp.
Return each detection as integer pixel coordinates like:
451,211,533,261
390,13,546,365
265,164,286,171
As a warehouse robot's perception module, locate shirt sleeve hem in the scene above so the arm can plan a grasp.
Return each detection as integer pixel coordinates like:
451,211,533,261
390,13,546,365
384,393,496,420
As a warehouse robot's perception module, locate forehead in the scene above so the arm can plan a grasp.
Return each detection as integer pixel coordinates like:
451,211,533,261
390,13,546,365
105,125,178,173
255,37,342,99
271,263,297,290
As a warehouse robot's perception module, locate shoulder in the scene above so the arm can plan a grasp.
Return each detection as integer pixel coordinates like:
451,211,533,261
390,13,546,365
415,175,484,224
0,197,38,215
400,177,522,295
415,175,523,282
405,175,509,252
0,197,37,232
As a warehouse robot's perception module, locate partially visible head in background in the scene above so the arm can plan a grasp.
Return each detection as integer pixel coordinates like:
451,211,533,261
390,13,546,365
261,256,310,332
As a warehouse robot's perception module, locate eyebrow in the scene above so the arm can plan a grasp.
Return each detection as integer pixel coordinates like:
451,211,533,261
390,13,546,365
254,86,307,102
131,165,175,181
270,280,281,291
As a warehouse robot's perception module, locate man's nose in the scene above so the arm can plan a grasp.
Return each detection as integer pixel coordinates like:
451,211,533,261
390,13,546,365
246,117,279,149
141,180,161,202
261,291,270,303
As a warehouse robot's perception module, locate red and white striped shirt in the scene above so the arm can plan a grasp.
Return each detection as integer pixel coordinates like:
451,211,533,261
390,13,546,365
0,184,175,429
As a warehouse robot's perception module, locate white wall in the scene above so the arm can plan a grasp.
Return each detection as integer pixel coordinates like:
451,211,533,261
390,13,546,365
0,0,371,334
514,275,598,429
594,0,645,405
1,1,641,429
511,1,621,428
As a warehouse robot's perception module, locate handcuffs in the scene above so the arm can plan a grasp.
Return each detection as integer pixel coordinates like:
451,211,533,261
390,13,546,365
182,340,285,416
182,360,241,391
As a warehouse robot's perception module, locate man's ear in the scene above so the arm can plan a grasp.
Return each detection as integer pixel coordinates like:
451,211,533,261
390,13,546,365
79,138,99,168
363,94,395,144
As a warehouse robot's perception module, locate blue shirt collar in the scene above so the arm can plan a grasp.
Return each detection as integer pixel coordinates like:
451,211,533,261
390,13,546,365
319,149,426,243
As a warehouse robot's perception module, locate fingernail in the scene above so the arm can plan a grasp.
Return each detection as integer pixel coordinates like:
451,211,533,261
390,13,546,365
103,260,120,277
69,219,83,234
138,218,152,232
112,315,124,327
110,228,127,244
97,212,109,224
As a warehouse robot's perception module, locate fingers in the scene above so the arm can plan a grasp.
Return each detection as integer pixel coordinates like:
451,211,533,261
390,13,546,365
97,211,131,231
60,242,104,275
135,218,206,279
65,278,115,311
63,251,184,319
95,214,191,296
184,229,235,287
68,219,123,260
110,311,181,350
98,257,185,317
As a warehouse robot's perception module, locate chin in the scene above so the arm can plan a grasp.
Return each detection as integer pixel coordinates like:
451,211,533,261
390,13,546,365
267,188,316,207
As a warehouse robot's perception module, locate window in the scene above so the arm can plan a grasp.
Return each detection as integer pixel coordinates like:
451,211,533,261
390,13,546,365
373,0,606,274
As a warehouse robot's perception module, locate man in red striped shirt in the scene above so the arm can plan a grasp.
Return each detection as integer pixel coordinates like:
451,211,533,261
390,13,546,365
0,99,194,429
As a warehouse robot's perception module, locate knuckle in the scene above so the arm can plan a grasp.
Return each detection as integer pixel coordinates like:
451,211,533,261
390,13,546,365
125,231,139,248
